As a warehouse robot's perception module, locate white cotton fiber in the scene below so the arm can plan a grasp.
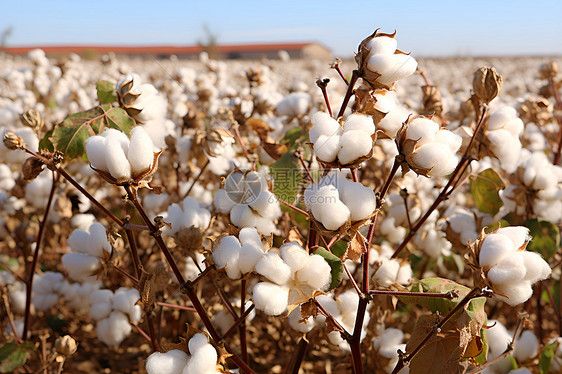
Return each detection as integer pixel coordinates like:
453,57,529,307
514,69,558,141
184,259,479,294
280,242,309,273
314,134,341,163
239,227,262,247
213,189,236,214
185,344,217,374
496,227,530,250
255,253,291,285
62,253,101,282
238,242,264,274
85,136,108,172
396,264,413,285
230,204,258,229
87,222,111,257
366,36,398,55
494,280,533,306
112,287,140,316
338,130,373,165
288,307,315,333
297,255,331,290
519,251,552,283
479,233,516,268
146,350,189,374
487,255,526,285
105,136,132,181
412,143,454,176
212,236,241,279
344,114,375,135
188,333,210,353
339,181,376,221
252,282,288,316
128,126,154,175
512,330,539,362
406,118,439,142
67,228,90,254
96,311,132,346
309,112,341,143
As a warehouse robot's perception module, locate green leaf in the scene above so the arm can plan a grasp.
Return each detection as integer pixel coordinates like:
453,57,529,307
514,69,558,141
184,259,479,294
539,340,558,374
270,150,302,206
51,105,135,159
470,168,505,214
38,129,54,152
330,240,347,258
312,247,343,290
282,128,305,150
96,80,117,104
524,219,560,260
0,342,33,373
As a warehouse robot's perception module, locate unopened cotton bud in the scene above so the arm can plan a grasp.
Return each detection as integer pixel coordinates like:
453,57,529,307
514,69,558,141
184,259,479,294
3,132,24,150
473,67,503,104
55,335,78,356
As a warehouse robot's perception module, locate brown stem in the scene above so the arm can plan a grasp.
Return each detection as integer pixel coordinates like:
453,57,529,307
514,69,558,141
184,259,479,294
368,289,458,299
313,299,351,340
391,106,488,259
284,337,309,374
124,229,141,278
331,59,349,86
337,70,358,119
184,159,210,198
222,304,256,340
22,171,57,340
378,156,400,199
156,302,197,312
231,122,252,162
316,78,332,117
296,151,315,184
278,198,309,217
2,292,22,343
350,296,368,374
239,279,249,364
133,323,153,343
420,71,431,86
344,263,362,295
110,265,139,285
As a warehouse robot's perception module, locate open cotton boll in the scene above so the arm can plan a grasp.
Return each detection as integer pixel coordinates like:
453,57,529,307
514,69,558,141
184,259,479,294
146,350,189,374
87,222,112,257
288,306,316,333
307,184,350,230
367,54,418,86
212,236,242,279
280,242,309,273
411,143,456,176
310,112,342,143
113,288,140,318
105,136,132,181
339,181,376,221
185,344,218,374
365,36,398,54
230,204,258,229
85,136,108,172
296,255,331,290
488,107,517,130
213,190,236,214
248,190,280,218
96,311,132,346
496,227,530,250
276,92,310,117
374,260,401,287
239,227,262,247
314,134,341,163
188,333,210,353
255,253,291,285
487,255,527,285
479,233,517,268
494,280,533,306
62,253,103,282
344,114,375,135
238,242,264,274
512,330,539,362
252,282,289,316
127,126,154,175
89,289,113,321
337,130,373,165
519,251,552,283
405,117,439,142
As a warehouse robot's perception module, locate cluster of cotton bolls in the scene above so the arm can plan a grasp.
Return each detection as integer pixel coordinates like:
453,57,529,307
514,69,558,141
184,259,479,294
61,221,112,283
371,244,413,287
309,112,376,165
213,230,332,316
499,152,562,224
88,287,141,346
483,106,525,173
304,174,377,231
276,91,311,118
476,226,551,306
213,170,281,235
145,333,221,374
162,196,211,235
369,90,411,138
413,212,453,259
372,326,407,373
86,127,158,184
379,192,421,244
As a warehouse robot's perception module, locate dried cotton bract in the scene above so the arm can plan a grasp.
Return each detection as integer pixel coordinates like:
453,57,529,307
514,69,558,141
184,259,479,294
471,226,551,306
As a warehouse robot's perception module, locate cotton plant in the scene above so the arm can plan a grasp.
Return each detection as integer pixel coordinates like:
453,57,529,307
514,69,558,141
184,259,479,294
304,174,377,231
85,127,161,186
0,126,39,164
213,170,281,235
483,106,525,173
371,243,413,287
308,112,376,166
470,226,551,306
61,222,112,283
88,287,142,346
379,192,422,244
145,333,222,374
372,327,407,373
162,196,212,235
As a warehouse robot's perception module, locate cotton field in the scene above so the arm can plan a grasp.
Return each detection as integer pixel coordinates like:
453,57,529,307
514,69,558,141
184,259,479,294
0,30,561,374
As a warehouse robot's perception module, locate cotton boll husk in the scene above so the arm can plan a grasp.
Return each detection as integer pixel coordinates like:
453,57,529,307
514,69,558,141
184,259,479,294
185,345,217,374
105,136,132,180
230,204,258,229
146,350,189,374
297,255,331,290
339,181,376,221
255,253,291,285
128,126,154,176
487,255,527,285
85,136,108,172
280,242,309,273
494,280,533,306
213,189,236,214
310,112,341,143
288,307,315,333
252,282,288,316
375,260,400,287
479,233,517,268
338,130,373,165
518,251,551,283
314,134,341,163
496,227,531,250
513,330,539,362
62,253,101,282
344,114,375,135
96,311,132,346
365,36,398,54
405,118,439,142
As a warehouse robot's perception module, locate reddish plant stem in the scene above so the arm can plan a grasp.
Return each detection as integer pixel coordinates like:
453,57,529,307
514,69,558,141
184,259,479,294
23,171,57,341
222,304,256,341
326,234,340,249
239,279,249,364
313,299,351,340
331,60,350,85
133,324,153,344
285,337,309,374
391,106,488,259
378,157,400,200
189,265,214,287
343,263,362,295
231,123,252,162
125,185,253,373
278,198,309,217
184,159,210,198
351,168,359,182
337,70,358,119
350,296,368,374
111,265,139,285
420,70,431,86
156,302,197,312
317,79,332,117
296,152,315,184
124,228,142,278
147,317,160,352
368,289,458,299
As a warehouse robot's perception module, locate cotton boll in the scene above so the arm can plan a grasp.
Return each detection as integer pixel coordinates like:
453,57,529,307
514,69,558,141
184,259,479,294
310,112,341,143
367,54,417,86
238,242,264,274
146,350,189,374
85,136,108,172
434,129,462,152
280,242,309,273
96,311,132,346
496,227,530,250
339,181,376,221
113,288,140,316
314,134,341,163
479,233,517,268
344,114,375,135
188,333,210,353
248,190,280,219
512,330,539,362
252,282,288,316
62,253,102,282
405,118,439,142
89,289,113,320
185,344,217,374
396,264,413,285
338,130,373,165
494,280,533,306
239,228,262,247
288,306,316,333
255,253,291,285
128,126,154,176
487,255,527,285
230,204,258,229
297,255,331,290
374,260,400,287
87,222,111,257
518,251,551,283
309,185,350,230
411,143,454,176
212,236,241,279
105,136,132,181
366,36,398,54
213,189,236,214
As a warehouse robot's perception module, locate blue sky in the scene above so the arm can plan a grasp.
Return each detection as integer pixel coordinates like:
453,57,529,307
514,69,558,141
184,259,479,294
1,0,561,57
